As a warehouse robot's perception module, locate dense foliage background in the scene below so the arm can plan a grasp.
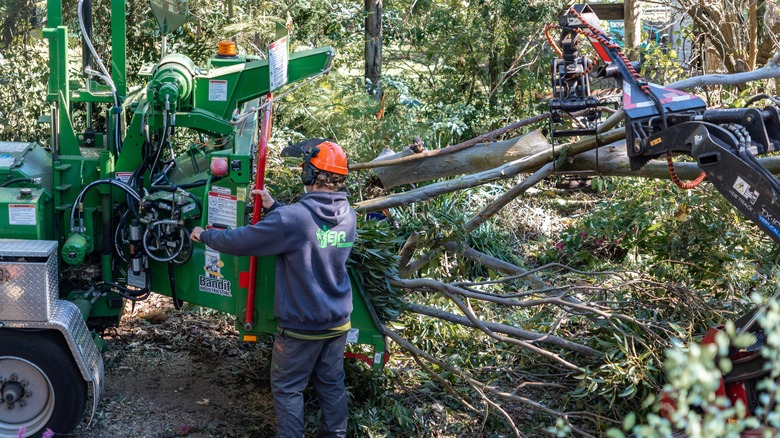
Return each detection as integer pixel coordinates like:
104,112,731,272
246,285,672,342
2,0,780,436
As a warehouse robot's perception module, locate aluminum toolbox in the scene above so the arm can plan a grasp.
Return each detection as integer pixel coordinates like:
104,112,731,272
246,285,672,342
0,239,58,322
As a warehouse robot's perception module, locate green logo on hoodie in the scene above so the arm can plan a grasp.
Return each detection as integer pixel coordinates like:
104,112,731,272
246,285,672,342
316,225,353,248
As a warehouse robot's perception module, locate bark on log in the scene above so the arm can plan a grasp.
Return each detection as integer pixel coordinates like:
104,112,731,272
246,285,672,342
355,128,626,212
372,130,551,189
562,142,780,178
352,113,551,172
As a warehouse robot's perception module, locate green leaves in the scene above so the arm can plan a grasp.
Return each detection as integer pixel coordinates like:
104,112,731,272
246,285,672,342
348,216,406,322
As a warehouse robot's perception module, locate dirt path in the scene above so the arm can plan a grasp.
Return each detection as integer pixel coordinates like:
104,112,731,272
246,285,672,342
72,297,277,438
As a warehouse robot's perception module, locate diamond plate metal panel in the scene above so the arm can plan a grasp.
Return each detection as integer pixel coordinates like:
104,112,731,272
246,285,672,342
0,240,58,321
0,239,57,258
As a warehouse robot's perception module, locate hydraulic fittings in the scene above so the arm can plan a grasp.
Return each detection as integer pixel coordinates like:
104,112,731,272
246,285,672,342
128,219,144,275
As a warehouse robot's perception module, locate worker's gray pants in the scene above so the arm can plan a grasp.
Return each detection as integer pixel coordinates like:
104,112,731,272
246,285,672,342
270,332,348,438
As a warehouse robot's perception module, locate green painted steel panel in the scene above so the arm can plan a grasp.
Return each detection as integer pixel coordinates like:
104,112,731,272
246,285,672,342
0,188,51,240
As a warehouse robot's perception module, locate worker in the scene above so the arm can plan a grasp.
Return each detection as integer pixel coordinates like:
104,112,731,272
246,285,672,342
190,139,355,438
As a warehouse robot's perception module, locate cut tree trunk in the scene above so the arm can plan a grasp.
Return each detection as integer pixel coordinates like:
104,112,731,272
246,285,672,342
564,142,780,178
355,129,625,212
371,130,550,189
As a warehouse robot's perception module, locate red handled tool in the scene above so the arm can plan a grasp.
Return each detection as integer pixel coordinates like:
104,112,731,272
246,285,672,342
245,93,273,330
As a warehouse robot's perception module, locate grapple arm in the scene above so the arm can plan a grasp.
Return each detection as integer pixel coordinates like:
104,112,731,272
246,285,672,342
643,109,780,244
549,5,780,245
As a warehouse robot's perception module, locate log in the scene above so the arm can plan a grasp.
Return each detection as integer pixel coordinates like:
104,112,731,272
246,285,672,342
351,113,552,172
356,131,780,213
355,128,626,212
371,130,551,189
562,142,780,178
362,110,623,189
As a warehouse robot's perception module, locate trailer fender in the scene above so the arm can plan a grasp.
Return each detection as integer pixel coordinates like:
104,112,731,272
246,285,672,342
2,299,104,425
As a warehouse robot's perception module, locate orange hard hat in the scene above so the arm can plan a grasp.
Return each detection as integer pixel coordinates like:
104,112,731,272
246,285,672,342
308,141,348,175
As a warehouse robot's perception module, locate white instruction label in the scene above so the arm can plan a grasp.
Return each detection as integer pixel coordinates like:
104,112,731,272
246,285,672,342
209,80,228,101
9,204,36,225
268,36,288,92
346,328,359,344
207,191,238,229
733,176,759,205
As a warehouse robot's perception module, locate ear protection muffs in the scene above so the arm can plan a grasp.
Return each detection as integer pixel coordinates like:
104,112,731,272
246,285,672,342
300,145,320,186
281,138,325,186
281,138,348,186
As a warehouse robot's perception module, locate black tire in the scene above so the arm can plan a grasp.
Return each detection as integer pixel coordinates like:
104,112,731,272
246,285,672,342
0,329,87,437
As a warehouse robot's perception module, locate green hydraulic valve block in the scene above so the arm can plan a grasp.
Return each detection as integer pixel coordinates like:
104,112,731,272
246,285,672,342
62,233,89,265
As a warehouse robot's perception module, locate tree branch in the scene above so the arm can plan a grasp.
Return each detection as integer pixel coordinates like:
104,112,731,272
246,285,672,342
666,62,780,89
382,327,593,433
465,157,557,232
441,241,551,292
406,303,602,359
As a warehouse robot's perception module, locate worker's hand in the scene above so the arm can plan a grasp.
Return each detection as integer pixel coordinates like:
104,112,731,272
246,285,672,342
251,188,275,209
190,226,205,242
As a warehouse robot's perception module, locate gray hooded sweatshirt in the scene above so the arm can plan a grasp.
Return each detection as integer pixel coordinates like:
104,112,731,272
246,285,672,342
200,191,356,331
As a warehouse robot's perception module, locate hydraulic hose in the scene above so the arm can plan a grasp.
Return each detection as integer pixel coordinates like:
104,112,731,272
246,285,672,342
0,178,40,188
78,0,122,153
70,179,141,231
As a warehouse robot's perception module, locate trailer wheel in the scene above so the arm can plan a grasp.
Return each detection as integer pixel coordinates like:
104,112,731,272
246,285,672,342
0,330,87,437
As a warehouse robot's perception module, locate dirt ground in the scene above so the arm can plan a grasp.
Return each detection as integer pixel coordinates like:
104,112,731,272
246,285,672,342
71,296,279,438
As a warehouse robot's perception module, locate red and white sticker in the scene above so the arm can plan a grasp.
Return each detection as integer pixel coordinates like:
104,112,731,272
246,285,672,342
268,36,288,92
115,172,133,183
9,204,36,225
207,191,237,229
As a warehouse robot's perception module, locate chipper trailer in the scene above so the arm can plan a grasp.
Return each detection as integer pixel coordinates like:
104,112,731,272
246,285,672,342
0,1,386,436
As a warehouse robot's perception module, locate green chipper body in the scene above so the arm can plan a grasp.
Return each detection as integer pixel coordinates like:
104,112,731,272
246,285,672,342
0,1,385,435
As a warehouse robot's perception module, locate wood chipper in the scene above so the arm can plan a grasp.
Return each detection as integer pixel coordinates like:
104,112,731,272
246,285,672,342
0,1,386,436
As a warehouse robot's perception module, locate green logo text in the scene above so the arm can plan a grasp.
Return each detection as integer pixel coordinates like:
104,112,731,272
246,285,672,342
316,226,353,248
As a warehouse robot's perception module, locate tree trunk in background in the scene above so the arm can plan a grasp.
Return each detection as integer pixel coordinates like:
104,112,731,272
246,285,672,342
747,0,757,70
624,0,641,61
365,0,382,99
756,2,780,66
2,0,33,48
